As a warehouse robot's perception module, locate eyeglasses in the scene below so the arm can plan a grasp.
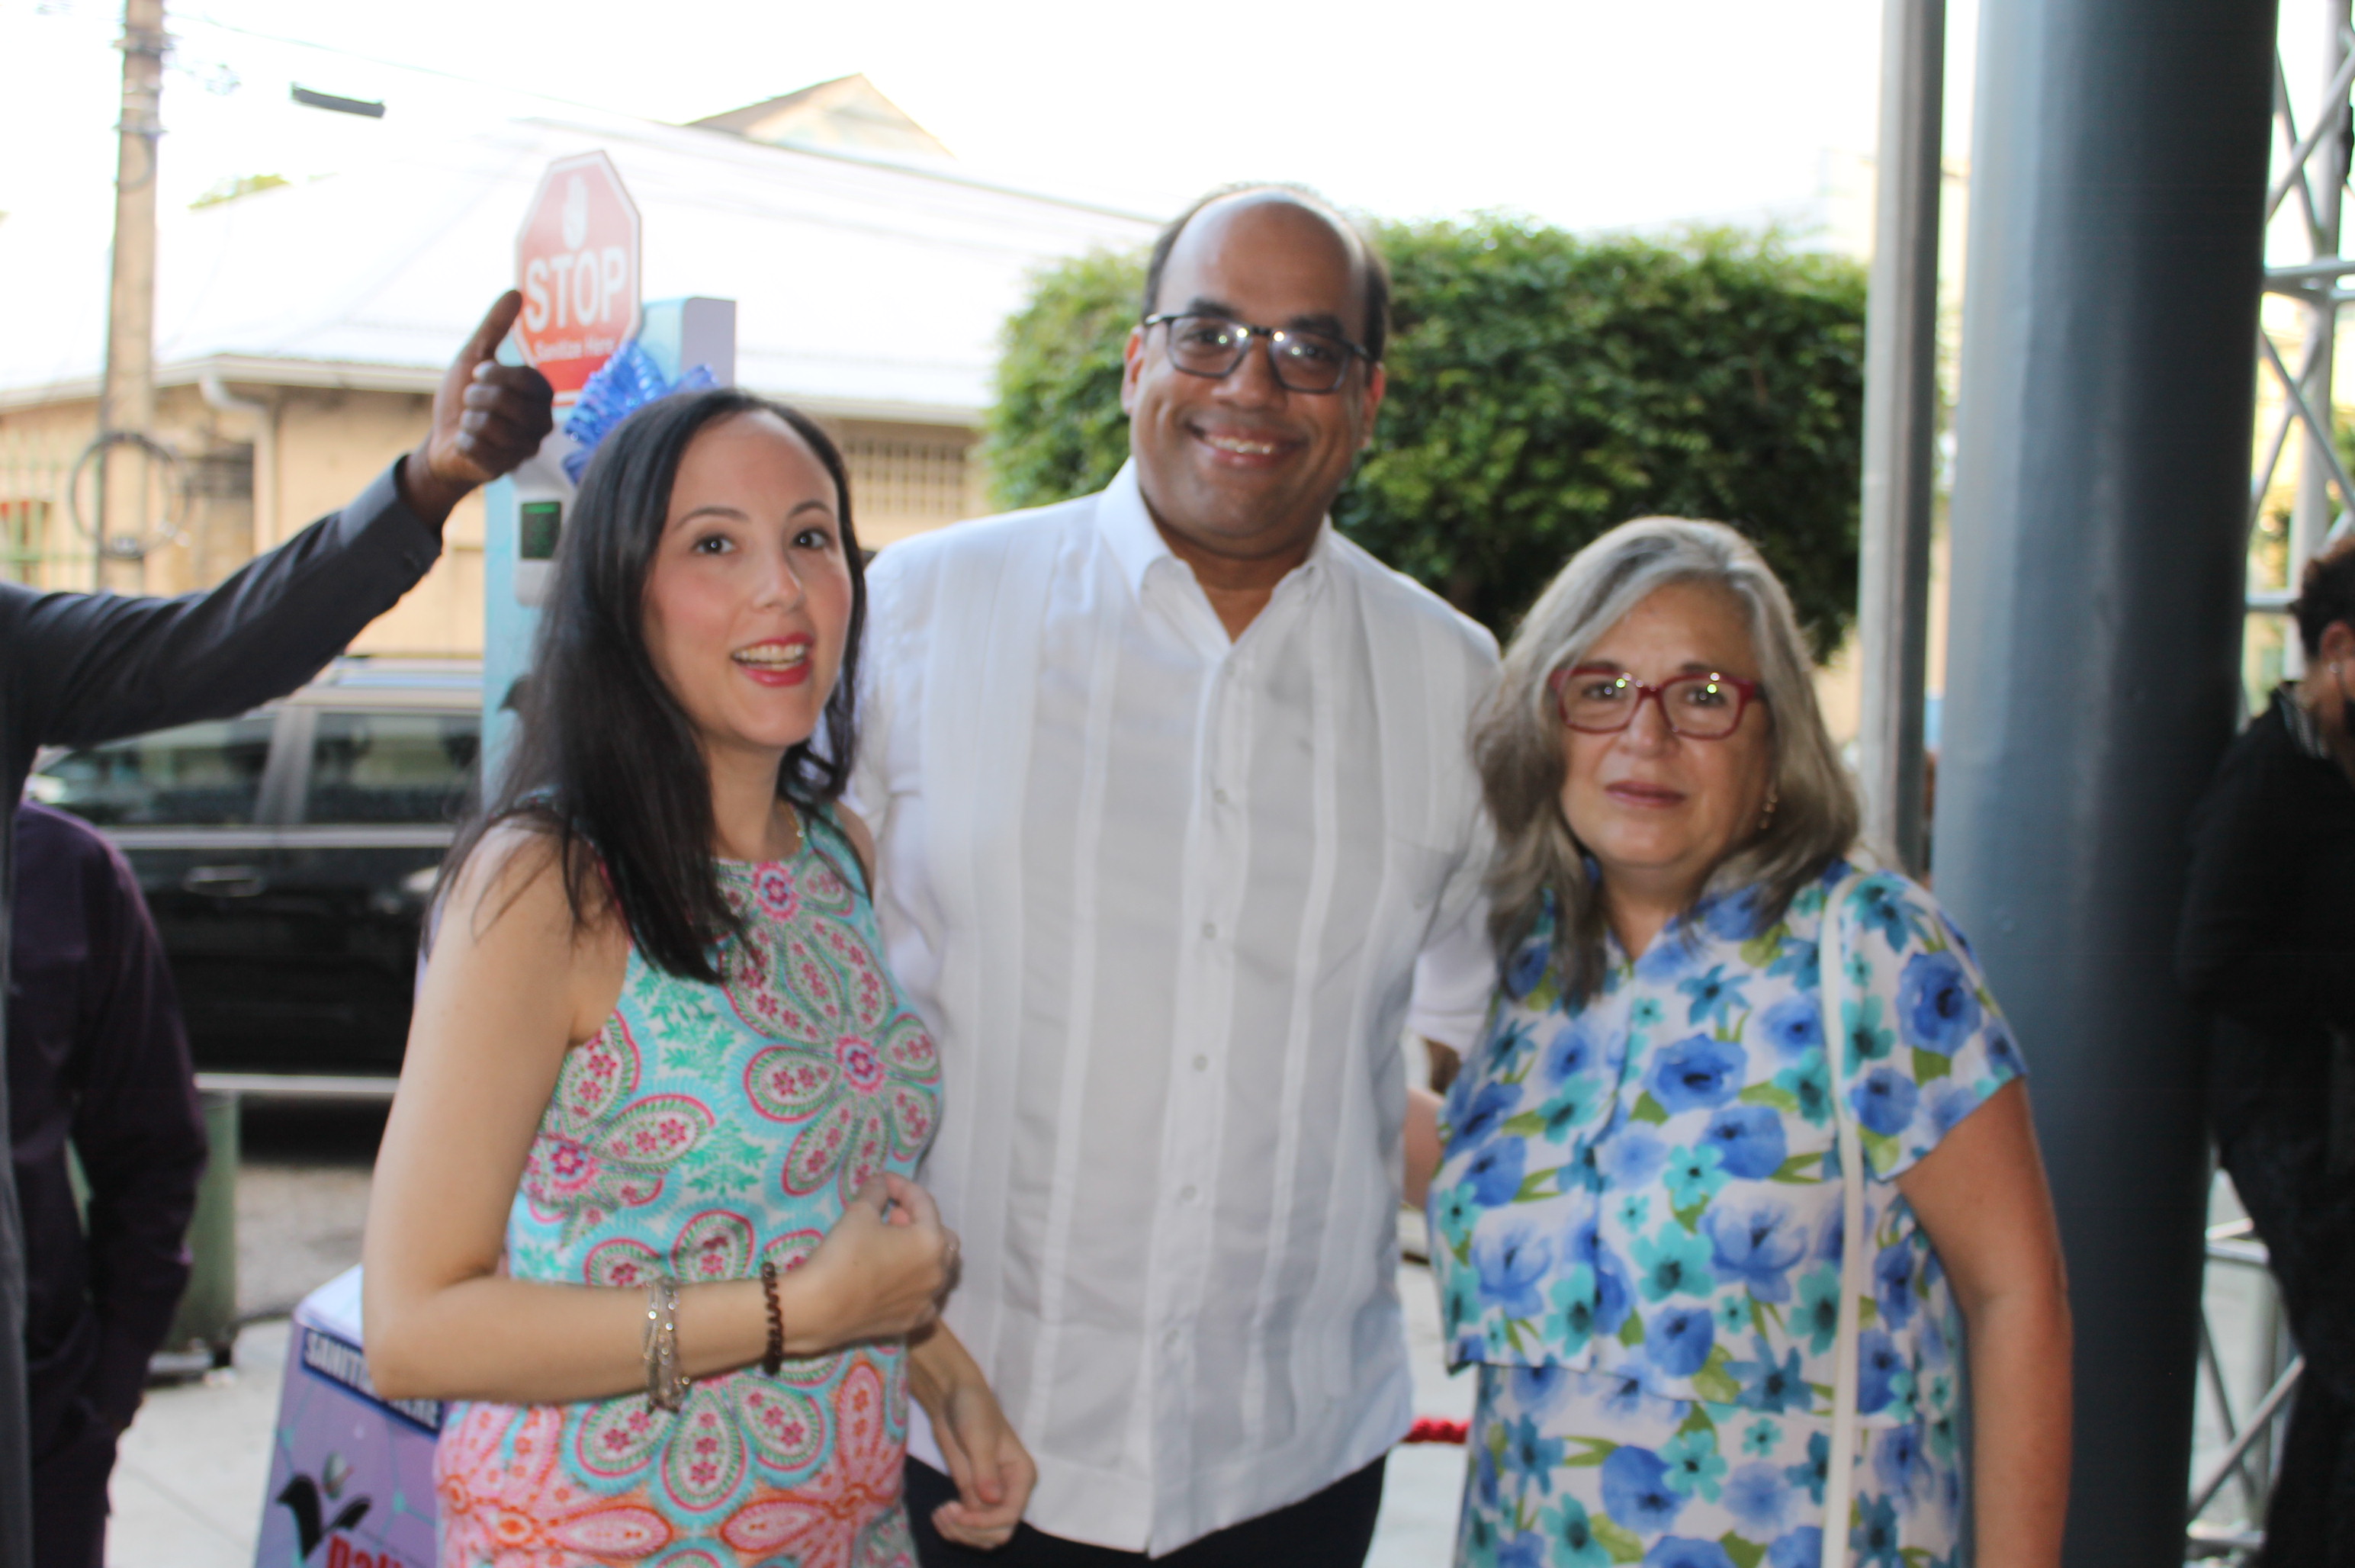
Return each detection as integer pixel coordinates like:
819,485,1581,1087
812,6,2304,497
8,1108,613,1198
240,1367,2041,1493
1142,312,1374,394
1547,665,1765,740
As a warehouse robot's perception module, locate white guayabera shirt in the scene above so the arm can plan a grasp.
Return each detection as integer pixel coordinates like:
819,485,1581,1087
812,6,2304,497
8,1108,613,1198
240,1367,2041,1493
850,460,1499,1553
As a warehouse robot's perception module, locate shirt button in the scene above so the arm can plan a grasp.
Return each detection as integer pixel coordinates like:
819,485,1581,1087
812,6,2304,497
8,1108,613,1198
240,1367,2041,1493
1179,1184,1198,1203
1164,1329,1181,1348
1192,1055,1209,1072
1201,921,1217,940
1213,788,1231,806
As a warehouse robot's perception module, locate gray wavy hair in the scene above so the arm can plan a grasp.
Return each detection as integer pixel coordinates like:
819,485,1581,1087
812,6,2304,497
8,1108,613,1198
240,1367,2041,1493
1473,516,1860,1001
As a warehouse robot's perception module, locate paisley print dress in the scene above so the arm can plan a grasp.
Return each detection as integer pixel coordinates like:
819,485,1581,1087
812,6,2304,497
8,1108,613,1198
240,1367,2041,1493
434,811,941,1568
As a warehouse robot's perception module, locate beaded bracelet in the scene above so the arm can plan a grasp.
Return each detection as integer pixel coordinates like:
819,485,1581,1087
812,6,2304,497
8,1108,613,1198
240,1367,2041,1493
642,1277,689,1412
759,1260,786,1377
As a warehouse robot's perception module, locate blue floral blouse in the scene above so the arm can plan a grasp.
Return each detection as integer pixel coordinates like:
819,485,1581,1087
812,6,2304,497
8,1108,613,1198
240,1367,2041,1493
1427,859,2025,1430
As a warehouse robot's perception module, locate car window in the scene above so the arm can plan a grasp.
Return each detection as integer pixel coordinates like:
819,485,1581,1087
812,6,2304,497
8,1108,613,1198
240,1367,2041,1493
304,708,480,824
31,715,278,826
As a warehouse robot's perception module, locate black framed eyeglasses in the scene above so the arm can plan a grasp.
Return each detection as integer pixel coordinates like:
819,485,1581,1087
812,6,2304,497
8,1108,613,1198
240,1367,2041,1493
1547,666,1766,740
1142,312,1374,394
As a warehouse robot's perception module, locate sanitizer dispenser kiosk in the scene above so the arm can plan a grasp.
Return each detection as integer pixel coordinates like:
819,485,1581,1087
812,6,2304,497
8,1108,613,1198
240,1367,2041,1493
480,296,739,777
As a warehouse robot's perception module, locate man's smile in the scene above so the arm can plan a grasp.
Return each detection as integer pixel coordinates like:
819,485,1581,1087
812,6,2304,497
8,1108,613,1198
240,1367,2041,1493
1190,422,1302,464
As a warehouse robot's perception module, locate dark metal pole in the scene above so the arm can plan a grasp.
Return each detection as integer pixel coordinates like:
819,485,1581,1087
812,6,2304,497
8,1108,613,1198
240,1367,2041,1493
1937,0,2277,1560
1855,0,1945,876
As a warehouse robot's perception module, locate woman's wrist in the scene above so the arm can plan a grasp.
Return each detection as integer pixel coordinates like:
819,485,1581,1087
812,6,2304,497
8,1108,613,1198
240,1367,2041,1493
906,1324,980,1415
673,1268,852,1380
770,1264,846,1355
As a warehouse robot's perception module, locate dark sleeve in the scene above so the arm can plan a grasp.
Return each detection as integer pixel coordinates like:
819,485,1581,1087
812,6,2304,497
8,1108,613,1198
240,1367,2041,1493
2177,728,2355,1036
5,463,440,752
67,831,207,1431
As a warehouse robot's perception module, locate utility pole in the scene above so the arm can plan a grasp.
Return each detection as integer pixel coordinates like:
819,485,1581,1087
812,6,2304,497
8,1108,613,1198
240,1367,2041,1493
1854,0,1946,875
95,0,165,593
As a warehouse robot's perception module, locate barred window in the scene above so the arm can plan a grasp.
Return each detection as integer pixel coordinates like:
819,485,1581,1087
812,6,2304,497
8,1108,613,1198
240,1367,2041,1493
837,429,982,543
0,431,71,586
0,500,48,583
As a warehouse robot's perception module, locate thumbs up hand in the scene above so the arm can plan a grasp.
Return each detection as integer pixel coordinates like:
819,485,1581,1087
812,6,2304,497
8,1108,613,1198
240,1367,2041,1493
398,291,556,531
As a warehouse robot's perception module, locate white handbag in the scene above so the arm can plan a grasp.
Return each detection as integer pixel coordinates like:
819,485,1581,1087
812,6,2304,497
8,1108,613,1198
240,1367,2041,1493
1815,868,1870,1568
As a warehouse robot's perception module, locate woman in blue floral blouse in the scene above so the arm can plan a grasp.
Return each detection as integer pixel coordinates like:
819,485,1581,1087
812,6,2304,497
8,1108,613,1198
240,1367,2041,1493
1419,519,2071,1568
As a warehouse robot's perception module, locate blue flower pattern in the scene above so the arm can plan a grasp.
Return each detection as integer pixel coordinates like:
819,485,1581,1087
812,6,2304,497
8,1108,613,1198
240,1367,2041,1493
1438,863,2015,1566
1458,1361,1965,1568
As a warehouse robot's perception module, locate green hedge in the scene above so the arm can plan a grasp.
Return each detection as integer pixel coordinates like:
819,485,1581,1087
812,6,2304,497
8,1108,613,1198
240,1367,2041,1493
982,217,1866,657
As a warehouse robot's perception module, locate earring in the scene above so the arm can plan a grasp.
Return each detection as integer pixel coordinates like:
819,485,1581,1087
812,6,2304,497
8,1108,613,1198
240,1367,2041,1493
1757,787,1780,834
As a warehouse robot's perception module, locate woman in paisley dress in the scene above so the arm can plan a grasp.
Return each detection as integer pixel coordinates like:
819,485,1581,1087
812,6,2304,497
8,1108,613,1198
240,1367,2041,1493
1418,519,2071,1568
363,389,1035,1566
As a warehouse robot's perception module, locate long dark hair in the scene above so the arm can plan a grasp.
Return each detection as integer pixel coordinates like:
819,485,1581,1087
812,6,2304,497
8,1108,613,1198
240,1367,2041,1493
448,387,866,981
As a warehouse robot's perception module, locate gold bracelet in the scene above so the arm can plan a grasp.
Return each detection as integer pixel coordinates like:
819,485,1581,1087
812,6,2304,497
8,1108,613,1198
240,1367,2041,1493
642,1277,690,1412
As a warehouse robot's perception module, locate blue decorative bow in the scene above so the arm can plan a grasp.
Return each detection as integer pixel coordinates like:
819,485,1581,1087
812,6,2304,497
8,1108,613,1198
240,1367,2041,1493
560,341,720,484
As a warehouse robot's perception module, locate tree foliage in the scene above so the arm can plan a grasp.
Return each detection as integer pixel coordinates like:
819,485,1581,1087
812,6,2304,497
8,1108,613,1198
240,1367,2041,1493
982,217,1867,657
978,248,1143,515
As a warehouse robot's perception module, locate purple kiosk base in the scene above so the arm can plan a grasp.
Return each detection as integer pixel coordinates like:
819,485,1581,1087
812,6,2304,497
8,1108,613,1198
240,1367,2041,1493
253,1267,441,1568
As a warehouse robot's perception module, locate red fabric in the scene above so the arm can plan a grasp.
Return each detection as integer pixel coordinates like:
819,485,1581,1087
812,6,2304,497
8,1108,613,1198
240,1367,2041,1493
1402,1417,1467,1445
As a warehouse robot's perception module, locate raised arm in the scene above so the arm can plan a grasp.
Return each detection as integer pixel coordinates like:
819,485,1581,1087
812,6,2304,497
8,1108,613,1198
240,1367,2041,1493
11,294,554,753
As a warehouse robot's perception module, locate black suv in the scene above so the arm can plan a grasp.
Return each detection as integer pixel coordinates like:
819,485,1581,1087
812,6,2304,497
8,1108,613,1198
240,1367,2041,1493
30,659,480,1079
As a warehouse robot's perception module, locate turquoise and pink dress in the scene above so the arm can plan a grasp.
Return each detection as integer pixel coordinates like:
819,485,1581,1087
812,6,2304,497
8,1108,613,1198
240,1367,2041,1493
432,811,942,1567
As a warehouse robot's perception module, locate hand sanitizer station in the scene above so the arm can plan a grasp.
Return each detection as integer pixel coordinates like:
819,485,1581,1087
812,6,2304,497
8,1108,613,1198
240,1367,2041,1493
480,294,740,776
252,148,734,1568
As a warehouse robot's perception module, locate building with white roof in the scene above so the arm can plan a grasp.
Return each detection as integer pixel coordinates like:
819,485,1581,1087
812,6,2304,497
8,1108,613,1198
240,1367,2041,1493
0,79,1161,654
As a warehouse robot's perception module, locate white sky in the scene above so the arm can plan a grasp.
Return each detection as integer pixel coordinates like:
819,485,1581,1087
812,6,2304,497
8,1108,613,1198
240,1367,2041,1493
0,0,1989,243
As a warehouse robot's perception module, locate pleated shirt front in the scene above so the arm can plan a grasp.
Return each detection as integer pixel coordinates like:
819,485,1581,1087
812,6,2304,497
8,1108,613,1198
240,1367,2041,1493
850,461,1499,1552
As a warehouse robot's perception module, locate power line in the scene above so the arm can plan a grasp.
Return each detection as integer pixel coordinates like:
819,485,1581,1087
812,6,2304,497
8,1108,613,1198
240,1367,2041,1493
160,8,1163,223
167,9,653,124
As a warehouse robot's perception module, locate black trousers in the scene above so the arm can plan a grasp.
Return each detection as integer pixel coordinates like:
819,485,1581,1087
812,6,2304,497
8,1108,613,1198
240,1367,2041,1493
2215,1104,2355,1568
2263,1371,2355,1568
31,1412,114,1568
904,1454,1386,1568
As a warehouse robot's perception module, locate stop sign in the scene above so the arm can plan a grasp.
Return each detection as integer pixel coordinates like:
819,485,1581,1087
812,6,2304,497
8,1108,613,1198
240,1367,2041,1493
515,150,642,402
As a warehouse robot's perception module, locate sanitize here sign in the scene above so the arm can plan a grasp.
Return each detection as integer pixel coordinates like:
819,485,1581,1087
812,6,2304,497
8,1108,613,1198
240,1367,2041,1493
514,149,643,403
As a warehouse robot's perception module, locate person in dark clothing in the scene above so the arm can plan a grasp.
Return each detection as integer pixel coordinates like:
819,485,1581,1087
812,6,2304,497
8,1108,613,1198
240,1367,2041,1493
0,292,552,1568
2180,534,2355,1566
9,802,207,1566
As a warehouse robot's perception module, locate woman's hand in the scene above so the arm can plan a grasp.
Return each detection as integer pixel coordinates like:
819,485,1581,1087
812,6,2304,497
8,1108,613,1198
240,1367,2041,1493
927,1377,1035,1550
791,1174,956,1350
910,1323,1036,1550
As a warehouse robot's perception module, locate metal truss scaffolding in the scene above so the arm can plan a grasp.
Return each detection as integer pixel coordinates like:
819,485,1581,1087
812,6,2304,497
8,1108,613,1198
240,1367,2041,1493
2252,8,2355,629
2193,8,2353,1558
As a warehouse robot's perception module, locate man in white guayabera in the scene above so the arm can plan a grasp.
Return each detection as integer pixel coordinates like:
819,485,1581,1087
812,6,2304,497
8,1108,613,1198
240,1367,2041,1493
851,185,1498,1566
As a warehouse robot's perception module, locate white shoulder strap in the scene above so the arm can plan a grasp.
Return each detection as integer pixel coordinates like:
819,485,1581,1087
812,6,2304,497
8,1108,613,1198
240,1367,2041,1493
1817,867,1868,1568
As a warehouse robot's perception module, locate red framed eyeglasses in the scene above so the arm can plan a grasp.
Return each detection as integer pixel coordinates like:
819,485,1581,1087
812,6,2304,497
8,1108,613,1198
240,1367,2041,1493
1547,665,1765,739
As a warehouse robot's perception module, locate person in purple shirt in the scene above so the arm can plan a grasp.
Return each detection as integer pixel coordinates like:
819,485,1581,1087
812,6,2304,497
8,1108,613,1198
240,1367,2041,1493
0,293,552,1568
8,801,205,1566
